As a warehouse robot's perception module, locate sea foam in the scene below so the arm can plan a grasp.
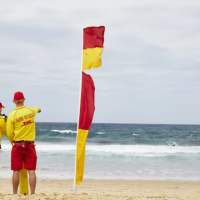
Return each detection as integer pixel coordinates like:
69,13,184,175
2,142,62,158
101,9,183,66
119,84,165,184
50,129,77,134
2,142,200,157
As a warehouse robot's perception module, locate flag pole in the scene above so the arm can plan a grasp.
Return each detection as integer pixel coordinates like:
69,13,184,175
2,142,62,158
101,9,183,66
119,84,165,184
73,42,83,193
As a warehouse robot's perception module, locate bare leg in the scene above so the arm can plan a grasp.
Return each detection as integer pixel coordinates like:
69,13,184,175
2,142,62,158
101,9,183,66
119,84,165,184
28,170,36,194
13,171,19,194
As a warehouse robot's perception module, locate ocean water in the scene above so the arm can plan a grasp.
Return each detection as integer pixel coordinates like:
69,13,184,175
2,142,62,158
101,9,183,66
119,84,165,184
0,123,200,180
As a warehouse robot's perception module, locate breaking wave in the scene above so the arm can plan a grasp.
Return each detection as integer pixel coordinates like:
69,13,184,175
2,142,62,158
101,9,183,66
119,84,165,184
50,129,76,134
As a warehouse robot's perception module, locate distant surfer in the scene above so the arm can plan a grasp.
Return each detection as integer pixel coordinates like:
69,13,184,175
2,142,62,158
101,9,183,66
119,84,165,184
0,102,7,150
7,91,41,194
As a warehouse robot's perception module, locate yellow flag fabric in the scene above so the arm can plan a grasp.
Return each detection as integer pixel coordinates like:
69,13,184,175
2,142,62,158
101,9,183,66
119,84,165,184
82,48,103,70
75,129,89,185
20,169,29,195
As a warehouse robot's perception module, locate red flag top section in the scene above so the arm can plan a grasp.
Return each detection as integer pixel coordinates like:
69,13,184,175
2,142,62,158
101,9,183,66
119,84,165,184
78,72,95,130
83,26,105,49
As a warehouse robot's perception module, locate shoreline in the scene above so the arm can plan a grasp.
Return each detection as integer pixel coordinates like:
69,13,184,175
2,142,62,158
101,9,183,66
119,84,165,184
1,179,200,199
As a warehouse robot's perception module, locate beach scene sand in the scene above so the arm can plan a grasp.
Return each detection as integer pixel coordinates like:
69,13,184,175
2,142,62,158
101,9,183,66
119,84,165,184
1,0,200,199
1,123,200,199
1,179,200,200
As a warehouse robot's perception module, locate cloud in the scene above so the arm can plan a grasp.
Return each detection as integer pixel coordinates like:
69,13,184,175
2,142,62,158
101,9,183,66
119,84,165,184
0,0,200,124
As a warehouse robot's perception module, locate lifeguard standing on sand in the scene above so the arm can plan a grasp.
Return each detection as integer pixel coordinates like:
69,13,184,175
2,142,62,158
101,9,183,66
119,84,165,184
7,91,41,194
0,102,7,149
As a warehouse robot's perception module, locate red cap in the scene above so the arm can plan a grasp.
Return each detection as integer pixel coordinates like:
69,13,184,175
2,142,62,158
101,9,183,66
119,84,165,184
13,91,25,101
0,102,5,108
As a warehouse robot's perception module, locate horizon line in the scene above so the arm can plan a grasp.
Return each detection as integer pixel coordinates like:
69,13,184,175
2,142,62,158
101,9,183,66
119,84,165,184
36,122,200,126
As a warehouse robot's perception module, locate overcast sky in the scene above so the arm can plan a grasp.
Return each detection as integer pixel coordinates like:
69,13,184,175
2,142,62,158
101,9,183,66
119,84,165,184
0,0,200,124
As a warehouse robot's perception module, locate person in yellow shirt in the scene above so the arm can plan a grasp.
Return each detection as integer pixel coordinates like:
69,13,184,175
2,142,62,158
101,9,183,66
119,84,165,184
0,102,7,149
7,91,41,194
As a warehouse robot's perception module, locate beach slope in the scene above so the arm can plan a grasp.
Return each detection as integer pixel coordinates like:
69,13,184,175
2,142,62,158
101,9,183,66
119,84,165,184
0,179,200,200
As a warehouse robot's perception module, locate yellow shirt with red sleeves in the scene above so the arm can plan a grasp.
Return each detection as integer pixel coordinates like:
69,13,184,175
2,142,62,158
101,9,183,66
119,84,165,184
0,115,6,140
7,106,41,143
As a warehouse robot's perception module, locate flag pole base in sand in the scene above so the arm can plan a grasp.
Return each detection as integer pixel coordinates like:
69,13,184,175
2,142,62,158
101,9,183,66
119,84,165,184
72,183,77,193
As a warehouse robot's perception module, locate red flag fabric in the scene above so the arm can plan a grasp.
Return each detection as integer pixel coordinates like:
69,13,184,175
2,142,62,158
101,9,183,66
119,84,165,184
83,26,105,49
78,72,95,130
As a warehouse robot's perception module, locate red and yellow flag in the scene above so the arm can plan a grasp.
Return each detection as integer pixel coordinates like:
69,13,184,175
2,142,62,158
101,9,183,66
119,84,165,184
75,72,95,185
75,26,105,186
82,26,105,70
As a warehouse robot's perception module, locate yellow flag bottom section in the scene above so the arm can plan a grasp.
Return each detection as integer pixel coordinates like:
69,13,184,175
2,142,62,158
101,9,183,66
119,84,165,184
20,169,29,195
75,129,89,185
82,48,103,70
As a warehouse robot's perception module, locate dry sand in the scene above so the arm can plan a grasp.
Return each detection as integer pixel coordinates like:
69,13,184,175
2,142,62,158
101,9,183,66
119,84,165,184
0,179,200,200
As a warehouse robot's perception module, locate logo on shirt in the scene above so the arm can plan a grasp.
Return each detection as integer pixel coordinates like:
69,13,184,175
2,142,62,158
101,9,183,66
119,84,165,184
23,120,33,126
16,113,34,126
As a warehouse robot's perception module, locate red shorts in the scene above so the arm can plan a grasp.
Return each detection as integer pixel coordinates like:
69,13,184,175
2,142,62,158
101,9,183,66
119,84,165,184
11,143,37,171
